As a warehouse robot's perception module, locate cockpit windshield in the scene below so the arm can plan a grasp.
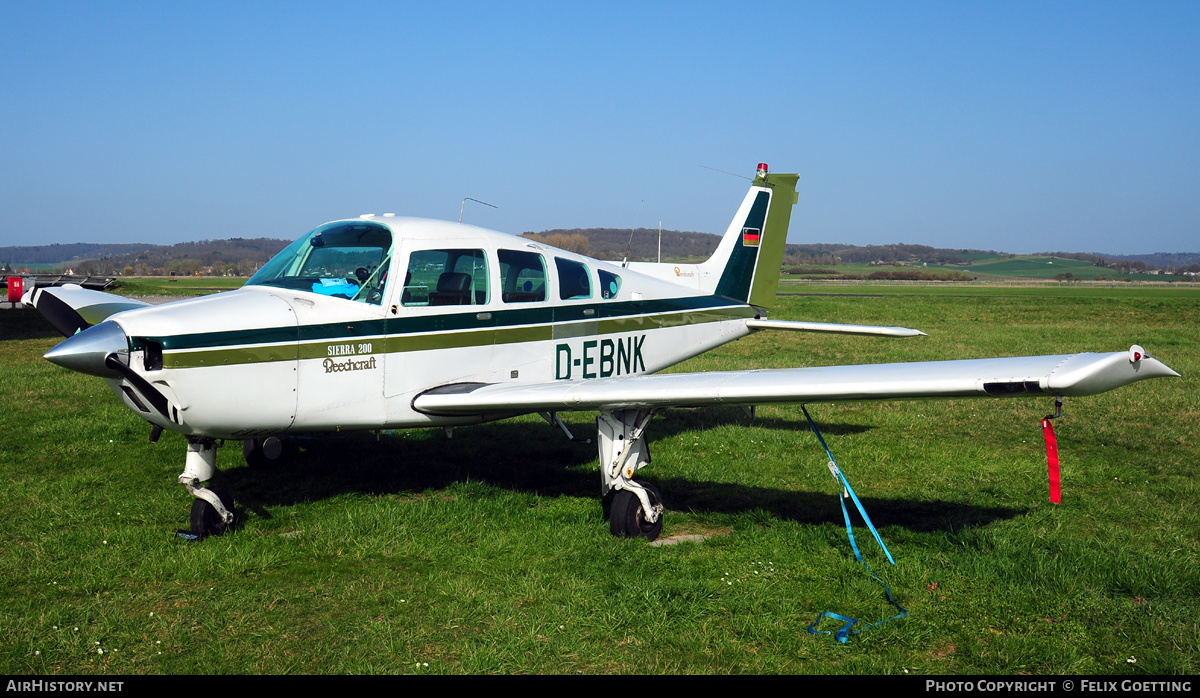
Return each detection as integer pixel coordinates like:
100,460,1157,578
246,221,393,304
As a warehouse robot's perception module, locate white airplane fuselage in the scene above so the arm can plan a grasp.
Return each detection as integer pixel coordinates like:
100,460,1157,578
99,220,758,440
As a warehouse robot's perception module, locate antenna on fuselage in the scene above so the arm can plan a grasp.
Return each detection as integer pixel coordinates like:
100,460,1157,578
699,164,753,181
621,199,645,268
459,197,498,223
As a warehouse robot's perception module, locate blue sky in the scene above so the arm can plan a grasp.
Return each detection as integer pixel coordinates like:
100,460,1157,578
2,1,1197,254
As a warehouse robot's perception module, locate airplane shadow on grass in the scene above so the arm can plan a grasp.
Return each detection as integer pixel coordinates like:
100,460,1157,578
215,406,1024,535
0,308,65,341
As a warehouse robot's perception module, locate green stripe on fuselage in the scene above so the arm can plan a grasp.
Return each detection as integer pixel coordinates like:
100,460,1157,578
156,299,754,368
166,345,299,369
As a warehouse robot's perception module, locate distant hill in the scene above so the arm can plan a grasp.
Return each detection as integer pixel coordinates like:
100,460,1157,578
3,228,1196,279
1050,251,1200,269
0,238,290,276
0,243,158,266
780,242,994,266
523,228,721,262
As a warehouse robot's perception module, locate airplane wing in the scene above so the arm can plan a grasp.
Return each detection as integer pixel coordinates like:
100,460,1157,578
413,348,1178,415
25,285,151,337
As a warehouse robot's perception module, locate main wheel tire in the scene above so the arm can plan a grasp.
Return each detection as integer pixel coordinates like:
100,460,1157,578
608,483,663,541
190,486,235,539
243,436,287,467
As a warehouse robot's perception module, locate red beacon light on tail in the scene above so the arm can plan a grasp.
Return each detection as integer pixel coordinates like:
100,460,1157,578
757,163,769,178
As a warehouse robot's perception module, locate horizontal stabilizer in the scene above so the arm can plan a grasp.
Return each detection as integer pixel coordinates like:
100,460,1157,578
28,285,150,337
747,318,925,337
414,348,1178,415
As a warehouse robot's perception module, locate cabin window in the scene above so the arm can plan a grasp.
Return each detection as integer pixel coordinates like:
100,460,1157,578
598,269,622,299
402,249,490,306
499,249,546,303
555,258,592,300
246,221,393,305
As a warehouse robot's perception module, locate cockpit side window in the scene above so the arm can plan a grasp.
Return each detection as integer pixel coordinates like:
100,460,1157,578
598,269,622,299
402,249,489,307
246,221,393,305
499,249,546,303
555,257,592,300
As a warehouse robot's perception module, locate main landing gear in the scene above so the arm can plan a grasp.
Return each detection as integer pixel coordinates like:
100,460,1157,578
242,435,291,468
608,482,664,540
177,414,668,542
597,409,664,541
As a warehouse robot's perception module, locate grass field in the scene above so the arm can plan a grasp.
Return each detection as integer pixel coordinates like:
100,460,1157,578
927,256,1180,283
1,286,1196,674
779,256,1189,283
108,276,246,297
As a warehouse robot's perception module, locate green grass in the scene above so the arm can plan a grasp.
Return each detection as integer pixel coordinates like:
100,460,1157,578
953,256,1100,279
778,280,1200,299
780,254,1192,283
925,256,1179,283
1,286,1196,674
109,277,248,297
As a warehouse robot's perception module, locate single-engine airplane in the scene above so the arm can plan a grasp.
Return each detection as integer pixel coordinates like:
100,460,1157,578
28,163,1179,541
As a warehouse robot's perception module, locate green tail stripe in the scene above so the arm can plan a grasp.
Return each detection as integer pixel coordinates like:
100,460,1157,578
713,191,770,302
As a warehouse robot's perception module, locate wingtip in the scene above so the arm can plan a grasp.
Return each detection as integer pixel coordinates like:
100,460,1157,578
1157,362,1181,379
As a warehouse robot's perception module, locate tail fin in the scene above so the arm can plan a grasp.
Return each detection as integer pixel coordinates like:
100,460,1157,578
698,164,798,308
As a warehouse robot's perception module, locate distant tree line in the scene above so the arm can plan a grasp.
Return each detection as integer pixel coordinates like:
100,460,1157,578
6,229,1197,279
1036,250,1200,276
782,243,989,266
523,228,721,262
67,238,288,276
0,242,154,265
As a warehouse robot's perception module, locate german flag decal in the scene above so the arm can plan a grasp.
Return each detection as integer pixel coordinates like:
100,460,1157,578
741,227,761,247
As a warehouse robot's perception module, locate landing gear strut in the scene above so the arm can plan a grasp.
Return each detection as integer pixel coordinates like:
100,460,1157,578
597,409,664,540
178,437,235,540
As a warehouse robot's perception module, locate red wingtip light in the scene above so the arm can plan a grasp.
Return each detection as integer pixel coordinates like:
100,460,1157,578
756,163,768,178
1130,345,1145,363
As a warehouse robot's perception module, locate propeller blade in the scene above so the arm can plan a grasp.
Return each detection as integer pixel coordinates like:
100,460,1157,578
28,285,150,337
30,287,91,337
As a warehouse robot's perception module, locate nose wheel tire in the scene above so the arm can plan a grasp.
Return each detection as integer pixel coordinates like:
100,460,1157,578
609,483,663,541
189,486,235,538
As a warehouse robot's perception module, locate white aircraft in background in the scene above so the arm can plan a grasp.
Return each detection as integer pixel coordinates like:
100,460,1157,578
28,163,1178,541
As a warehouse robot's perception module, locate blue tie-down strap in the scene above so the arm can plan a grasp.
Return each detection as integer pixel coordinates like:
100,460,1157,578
808,611,858,644
802,405,908,642
807,568,908,643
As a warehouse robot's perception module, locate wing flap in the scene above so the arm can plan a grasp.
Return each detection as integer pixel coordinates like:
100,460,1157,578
413,349,1178,416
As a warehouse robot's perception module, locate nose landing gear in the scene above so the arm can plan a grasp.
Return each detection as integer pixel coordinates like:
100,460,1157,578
176,437,236,541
